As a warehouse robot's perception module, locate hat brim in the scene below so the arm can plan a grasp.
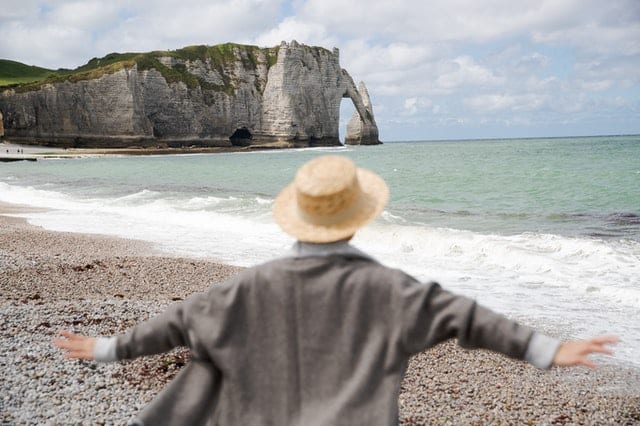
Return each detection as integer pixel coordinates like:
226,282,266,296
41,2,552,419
273,168,389,243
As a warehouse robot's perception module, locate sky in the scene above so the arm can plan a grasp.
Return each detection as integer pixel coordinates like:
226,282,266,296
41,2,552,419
1,0,639,141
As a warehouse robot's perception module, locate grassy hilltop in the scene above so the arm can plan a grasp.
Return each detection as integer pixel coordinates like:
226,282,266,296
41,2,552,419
0,60,58,86
0,43,280,93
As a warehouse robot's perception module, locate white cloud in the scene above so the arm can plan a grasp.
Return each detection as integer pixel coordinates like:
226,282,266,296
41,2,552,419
576,79,614,92
464,93,550,113
403,97,432,115
49,1,120,31
522,76,561,92
296,0,606,43
98,0,285,53
0,0,41,19
605,96,632,109
573,59,640,89
514,52,550,73
550,93,591,114
0,0,287,68
340,40,435,73
253,16,336,48
0,21,90,68
434,56,501,92
533,21,640,58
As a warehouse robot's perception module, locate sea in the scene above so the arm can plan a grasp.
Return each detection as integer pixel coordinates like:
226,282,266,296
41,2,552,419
1,135,639,367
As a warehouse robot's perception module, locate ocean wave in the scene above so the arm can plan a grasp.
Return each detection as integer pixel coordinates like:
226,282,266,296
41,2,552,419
224,145,351,156
0,182,100,211
356,221,640,308
108,189,162,204
181,195,234,210
606,212,640,225
4,181,637,308
255,196,273,205
380,210,407,223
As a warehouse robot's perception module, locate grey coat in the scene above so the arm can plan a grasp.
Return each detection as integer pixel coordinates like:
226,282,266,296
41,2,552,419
116,249,535,425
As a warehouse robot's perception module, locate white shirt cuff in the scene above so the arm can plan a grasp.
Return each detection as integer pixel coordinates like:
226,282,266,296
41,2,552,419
94,337,118,362
525,332,561,369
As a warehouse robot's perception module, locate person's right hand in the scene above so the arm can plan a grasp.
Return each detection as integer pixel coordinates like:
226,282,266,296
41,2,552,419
52,330,97,360
553,335,619,368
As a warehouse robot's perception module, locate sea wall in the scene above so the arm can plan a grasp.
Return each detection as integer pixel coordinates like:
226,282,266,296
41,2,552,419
0,42,380,148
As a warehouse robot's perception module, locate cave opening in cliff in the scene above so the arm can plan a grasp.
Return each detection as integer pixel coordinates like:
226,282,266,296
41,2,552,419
339,98,355,144
230,127,253,147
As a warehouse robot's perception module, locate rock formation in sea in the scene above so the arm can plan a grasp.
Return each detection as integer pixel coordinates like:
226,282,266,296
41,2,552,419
0,41,381,148
344,82,380,145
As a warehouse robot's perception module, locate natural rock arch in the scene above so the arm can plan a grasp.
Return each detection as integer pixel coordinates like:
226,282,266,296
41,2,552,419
343,81,380,145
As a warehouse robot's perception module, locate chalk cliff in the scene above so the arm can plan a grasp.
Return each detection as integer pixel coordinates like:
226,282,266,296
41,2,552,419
0,42,381,148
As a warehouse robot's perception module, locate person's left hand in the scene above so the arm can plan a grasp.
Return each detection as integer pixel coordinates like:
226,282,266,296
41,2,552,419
553,335,618,369
52,330,96,360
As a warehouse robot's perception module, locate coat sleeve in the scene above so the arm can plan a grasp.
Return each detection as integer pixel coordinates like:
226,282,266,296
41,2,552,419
115,292,209,360
399,280,534,359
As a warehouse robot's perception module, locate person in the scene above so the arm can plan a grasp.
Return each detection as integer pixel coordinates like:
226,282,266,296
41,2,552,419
53,155,617,426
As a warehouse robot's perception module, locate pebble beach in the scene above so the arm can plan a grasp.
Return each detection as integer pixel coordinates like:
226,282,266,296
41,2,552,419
1,204,639,425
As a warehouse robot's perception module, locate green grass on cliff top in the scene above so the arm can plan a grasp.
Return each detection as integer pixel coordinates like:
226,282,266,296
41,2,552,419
0,43,282,92
0,59,58,86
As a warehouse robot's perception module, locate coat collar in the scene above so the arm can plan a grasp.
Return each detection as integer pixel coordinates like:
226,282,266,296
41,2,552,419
283,240,377,262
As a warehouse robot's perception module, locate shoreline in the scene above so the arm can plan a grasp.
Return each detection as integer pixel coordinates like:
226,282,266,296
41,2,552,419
1,203,639,424
0,140,344,159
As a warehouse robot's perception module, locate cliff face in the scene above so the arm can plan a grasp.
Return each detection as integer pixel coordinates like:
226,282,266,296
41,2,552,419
0,42,380,148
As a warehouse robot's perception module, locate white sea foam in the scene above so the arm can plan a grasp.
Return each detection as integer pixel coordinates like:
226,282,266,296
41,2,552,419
0,182,288,265
354,221,640,307
0,182,102,211
255,196,273,205
2,182,638,304
1,181,638,366
108,189,162,205
180,195,239,210
224,145,351,156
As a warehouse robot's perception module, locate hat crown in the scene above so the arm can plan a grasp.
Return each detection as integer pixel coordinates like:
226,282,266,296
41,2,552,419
294,156,359,216
272,154,388,243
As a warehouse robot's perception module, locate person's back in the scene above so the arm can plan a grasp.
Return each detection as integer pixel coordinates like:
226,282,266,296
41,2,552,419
210,254,407,425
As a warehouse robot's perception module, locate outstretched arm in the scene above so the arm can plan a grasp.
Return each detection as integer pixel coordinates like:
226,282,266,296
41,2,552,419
51,276,242,363
52,330,97,360
553,336,618,369
52,296,195,362
53,301,193,362
399,281,619,369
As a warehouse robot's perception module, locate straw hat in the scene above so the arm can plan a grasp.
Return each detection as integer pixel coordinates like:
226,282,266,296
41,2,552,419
273,156,389,243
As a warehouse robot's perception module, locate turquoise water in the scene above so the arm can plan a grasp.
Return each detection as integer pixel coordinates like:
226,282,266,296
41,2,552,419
3,135,639,240
1,135,639,366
